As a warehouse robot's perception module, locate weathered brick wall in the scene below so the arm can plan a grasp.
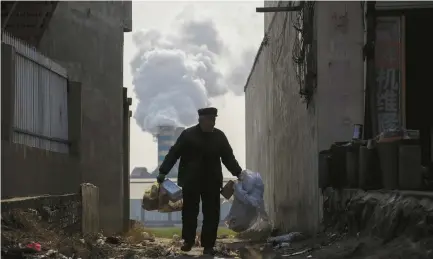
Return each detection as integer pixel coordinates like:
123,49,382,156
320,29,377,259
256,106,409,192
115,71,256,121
1,194,81,232
1,141,81,199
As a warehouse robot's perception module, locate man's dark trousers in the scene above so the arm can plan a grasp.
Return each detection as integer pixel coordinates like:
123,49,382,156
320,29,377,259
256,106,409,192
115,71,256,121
181,183,221,248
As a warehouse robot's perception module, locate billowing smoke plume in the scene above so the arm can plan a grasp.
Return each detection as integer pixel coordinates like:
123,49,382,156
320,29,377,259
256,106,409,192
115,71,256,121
131,16,258,134
227,50,257,95
131,19,228,135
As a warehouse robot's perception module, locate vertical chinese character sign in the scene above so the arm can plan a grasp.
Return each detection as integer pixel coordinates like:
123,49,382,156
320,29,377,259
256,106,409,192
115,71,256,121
375,17,402,133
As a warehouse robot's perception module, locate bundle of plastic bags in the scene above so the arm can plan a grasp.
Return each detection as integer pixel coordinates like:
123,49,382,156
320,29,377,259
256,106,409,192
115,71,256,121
141,182,183,213
224,170,272,240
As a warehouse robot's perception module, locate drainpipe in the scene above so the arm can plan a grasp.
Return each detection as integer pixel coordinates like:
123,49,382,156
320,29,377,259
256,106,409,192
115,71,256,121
123,88,132,232
363,1,377,139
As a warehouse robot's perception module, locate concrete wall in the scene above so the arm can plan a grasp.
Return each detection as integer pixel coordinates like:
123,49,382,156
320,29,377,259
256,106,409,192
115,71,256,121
316,1,365,151
1,193,81,233
37,1,132,234
2,184,101,234
245,1,320,234
245,1,364,234
1,141,81,198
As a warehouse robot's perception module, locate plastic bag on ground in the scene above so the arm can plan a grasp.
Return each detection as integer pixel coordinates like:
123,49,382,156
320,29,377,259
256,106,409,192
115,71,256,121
141,182,183,212
267,232,304,244
224,170,272,240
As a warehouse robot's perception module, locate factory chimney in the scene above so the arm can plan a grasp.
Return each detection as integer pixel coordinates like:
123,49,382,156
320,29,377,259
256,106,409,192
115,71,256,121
156,126,185,176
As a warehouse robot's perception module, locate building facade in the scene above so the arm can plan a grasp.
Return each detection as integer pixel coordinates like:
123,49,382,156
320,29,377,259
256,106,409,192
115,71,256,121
1,1,133,234
245,1,433,234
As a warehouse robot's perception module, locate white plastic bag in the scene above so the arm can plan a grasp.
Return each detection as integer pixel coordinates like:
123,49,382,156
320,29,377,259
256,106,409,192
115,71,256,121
234,171,264,208
225,170,271,239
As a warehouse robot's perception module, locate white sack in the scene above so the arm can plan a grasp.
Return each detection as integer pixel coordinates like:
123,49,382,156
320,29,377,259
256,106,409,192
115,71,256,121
225,170,271,239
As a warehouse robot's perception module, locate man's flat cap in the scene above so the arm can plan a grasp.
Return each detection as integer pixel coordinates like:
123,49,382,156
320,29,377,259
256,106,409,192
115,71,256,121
198,107,218,117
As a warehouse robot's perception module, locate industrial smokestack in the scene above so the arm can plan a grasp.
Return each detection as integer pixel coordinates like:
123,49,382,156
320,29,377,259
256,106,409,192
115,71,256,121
157,126,176,167
157,126,185,176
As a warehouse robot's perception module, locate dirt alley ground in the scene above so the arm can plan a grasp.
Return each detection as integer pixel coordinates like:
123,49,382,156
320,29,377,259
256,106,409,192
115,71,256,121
2,209,433,258
197,232,433,259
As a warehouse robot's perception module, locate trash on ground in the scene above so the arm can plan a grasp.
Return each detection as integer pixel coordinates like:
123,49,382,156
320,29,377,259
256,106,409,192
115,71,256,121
1,209,189,258
25,242,41,252
282,248,313,257
195,235,201,246
218,234,229,239
172,234,181,241
96,238,105,246
267,232,304,244
105,236,121,245
277,242,290,249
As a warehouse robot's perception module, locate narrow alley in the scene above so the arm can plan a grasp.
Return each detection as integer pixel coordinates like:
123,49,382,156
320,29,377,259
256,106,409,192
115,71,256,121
2,1,433,259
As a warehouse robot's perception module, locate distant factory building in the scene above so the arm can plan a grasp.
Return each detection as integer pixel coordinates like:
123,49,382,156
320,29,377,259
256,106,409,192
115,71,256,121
130,167,152,179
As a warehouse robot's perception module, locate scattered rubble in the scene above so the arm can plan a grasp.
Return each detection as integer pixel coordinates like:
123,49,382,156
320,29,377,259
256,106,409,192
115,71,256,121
1,211,241,258
267,232,305,245
267,189,433,258
5,189,432,258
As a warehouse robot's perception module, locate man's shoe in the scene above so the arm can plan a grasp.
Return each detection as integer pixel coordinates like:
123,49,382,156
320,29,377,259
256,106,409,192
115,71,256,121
181,243,193,252
203,247,216,256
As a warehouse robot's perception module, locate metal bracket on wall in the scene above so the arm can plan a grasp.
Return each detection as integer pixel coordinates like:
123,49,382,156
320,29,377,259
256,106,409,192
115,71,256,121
256,1,304,13
256,5,303,13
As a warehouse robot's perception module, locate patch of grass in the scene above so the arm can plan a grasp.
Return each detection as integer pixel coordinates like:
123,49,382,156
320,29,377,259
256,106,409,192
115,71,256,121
126,221,237,240
132,226,237,239
216,227,238,238
142,227,181,238
148,227,237,239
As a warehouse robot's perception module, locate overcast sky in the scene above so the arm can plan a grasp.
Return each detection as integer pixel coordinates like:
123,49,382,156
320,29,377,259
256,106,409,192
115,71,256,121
123,1,264,176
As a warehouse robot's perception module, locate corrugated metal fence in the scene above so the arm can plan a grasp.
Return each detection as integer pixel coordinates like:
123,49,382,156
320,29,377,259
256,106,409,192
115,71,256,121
2,32,69,153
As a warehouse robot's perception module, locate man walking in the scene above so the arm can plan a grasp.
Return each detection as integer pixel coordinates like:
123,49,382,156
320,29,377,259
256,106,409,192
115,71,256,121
157,107,242,255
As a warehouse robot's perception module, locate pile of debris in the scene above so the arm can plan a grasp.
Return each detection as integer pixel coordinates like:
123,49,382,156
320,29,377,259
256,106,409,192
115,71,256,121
323,189,433,240
2,208,93,258
0,209,175,258
1,210,240,258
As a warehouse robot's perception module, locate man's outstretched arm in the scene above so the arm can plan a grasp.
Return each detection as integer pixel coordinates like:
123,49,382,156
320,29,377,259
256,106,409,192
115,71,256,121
220,132,242,178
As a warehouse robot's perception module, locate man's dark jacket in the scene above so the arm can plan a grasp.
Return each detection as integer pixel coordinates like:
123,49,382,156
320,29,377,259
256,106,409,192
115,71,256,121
159,125,242,187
